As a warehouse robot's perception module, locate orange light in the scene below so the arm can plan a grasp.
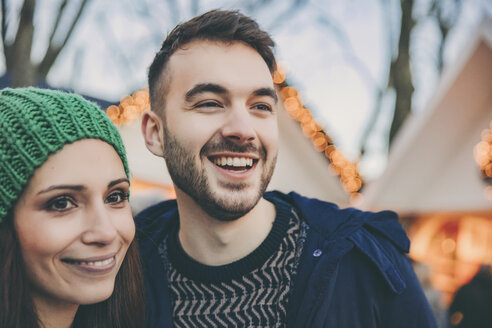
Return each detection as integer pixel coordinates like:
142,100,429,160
324,145,335,158
122,105,140,122
312,134,327,152
485,163,492,178
342,164,357,177
279,86,297,98
441,238,456,254
301,122,317,138
474,141,490,167
273,67,286,84
283,97,300,114
119,95,133,106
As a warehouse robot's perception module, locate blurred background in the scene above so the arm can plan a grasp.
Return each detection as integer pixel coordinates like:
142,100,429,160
1,0,491,326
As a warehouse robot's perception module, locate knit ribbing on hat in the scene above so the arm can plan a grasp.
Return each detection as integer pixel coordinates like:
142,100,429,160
0,87,129,223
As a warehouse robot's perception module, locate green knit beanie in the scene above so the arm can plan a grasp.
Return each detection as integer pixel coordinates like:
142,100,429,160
0,87,129,223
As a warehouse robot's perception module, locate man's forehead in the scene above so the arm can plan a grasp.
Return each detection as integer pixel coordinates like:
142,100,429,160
172,39,251,57
168,40,270,75
166,40,274,94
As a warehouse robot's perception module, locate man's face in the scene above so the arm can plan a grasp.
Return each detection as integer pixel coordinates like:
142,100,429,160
158,40,278,220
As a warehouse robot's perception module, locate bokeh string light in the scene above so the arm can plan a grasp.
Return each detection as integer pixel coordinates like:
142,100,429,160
106,88,150,125
274,66,363,197
473,120,492,184
107,67,363,196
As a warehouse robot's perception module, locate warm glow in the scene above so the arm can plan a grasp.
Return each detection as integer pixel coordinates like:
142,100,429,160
312,134,328,151
273,66,286,84
408,213,492,304
283,96,301,114
450,311,463,326
474,140,490,166
474,121,492,182
130,179,176,199
279,86,297,98
106,87,150,125
441,238,456,254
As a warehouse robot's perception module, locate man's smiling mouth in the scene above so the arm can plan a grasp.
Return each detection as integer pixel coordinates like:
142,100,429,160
210,156,257,171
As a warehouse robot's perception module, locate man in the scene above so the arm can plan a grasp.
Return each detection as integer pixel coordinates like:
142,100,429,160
137,9,436,327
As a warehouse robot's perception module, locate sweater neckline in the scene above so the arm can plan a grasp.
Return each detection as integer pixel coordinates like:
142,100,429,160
166,198,292,283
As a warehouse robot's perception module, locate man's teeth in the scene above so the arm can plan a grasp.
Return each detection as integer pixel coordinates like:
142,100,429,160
69,257,115,267
213,157,253,167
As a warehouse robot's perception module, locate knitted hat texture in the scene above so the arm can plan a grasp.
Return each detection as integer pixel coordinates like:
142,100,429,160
0,87,129,223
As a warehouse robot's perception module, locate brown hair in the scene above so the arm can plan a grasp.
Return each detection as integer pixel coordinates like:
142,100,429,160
0,214,145,328
148,9,276,113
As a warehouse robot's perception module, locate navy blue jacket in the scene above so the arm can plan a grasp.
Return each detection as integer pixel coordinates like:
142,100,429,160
135,191,437,327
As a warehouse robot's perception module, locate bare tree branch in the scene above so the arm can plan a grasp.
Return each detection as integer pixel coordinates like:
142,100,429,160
359,0,394,155
47,0,68,48
317,15,381,90
359,89,385,156
1,0,8,54
39,0,89,78
166,0,181,25
435,0,462,73
94,11,137,92
265,0,309,32
190,0,200,16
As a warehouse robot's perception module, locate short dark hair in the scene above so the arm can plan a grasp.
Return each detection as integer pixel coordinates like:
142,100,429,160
148,9,276,112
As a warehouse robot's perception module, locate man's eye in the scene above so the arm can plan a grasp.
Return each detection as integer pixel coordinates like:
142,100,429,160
196,101,222,108
194,101,225,112
252,103,272,112
105,191,128,205
46,197,77,212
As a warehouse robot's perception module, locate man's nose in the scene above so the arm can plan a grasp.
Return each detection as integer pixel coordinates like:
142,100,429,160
81,204,117,246
221,106,256,145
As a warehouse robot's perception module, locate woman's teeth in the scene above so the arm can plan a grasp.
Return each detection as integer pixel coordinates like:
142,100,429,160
66,257,115,267
213,157,253,167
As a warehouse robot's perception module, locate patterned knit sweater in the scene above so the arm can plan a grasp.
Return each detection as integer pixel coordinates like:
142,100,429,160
161,200,306,328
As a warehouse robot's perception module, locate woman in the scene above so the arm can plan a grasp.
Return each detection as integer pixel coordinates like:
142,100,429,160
0,88,144,328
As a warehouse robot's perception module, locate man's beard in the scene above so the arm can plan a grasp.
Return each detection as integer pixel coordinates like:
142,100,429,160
163,130,276,221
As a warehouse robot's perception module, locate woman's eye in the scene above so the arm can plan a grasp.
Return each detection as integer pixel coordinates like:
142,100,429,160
253,103,272,112
105,191,128,205
47,197,77,212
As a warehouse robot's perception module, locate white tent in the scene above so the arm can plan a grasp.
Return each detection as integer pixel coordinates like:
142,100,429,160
359,17,492,214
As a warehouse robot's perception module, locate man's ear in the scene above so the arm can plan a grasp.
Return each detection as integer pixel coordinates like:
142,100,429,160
141,110,165,158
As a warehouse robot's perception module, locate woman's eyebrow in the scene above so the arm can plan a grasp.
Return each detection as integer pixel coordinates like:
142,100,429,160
108,178,130,188
37,185,85,195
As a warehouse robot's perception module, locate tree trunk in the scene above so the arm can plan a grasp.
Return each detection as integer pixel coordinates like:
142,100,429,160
388,0,415,146
7,0,37,87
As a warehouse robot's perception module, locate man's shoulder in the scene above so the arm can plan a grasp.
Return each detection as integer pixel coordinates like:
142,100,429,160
265,190,408,251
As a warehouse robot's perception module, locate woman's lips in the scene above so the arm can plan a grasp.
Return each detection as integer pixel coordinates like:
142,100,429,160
62,254,117,274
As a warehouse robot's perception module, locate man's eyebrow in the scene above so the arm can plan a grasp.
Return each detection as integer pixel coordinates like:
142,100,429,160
37,185,85,195
185,83,228,102
253,87,278,103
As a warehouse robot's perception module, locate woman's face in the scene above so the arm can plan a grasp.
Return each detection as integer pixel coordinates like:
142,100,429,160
14,139,134,308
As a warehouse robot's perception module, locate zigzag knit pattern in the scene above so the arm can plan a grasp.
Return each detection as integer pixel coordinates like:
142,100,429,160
165,202,303,328
0,88,128,223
